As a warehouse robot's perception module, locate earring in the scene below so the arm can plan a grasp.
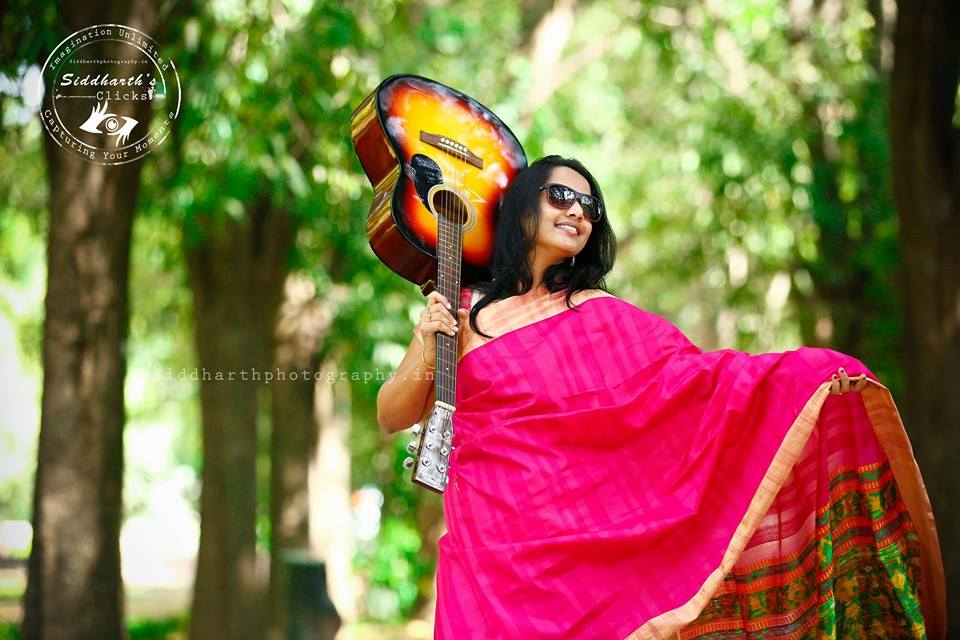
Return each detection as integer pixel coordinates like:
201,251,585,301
570,255,576,267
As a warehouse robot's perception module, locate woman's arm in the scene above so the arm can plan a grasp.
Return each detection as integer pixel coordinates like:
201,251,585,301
376,291,468,433
376,332,437,433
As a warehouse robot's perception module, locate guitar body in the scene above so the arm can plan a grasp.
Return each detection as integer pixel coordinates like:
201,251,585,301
351,74,527,287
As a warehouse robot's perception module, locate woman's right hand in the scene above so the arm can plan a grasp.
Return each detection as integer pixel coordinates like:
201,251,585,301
417,291,468,366
377,290,470,432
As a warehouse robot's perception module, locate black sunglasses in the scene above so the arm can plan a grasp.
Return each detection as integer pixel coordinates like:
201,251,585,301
539,183,604,222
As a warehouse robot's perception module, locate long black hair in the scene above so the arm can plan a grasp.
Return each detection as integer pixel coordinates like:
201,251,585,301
467,155,617,339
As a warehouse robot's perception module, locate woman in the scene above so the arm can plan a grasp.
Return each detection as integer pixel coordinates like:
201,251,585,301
376,156,945,639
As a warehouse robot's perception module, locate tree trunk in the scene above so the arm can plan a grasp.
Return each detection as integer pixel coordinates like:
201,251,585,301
267,275,330,640
890,0,960,625
22,4,156,638
187,208,291,640
308,360,355,622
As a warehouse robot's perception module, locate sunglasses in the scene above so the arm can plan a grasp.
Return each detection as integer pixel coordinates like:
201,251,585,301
539,183,604,222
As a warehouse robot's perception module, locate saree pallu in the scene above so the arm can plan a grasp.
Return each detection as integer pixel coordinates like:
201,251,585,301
434,289,945,639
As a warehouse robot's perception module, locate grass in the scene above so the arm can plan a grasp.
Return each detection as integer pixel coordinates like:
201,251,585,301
0,616,187,640
128,617,187,640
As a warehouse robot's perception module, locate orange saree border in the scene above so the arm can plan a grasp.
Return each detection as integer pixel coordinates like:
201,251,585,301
624,378,947,640
457,286,615,362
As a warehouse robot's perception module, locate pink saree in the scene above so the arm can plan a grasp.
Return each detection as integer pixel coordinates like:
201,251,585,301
433,287,945,639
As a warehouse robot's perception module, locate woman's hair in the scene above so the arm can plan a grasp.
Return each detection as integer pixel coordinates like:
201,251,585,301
467,155,617,339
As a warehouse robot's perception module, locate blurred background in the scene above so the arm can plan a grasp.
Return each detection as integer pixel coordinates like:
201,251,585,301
0,0,957,638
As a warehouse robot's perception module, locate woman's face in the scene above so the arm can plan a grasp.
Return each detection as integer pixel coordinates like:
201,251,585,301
529,165,594,264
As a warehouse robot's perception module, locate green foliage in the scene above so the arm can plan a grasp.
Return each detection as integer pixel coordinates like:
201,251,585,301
0,0,59,77
0,88,45,522
354,516,432,620
123,211,201,520
0,0,908,625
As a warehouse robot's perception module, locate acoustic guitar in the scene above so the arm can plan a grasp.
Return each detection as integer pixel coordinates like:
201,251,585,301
351,74,527,493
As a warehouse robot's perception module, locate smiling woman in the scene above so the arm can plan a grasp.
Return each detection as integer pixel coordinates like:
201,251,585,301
374,155,616,434
466,155,616,320
377,156,945,639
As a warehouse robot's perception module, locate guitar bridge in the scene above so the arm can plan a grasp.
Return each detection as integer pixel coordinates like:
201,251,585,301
420,131,484,169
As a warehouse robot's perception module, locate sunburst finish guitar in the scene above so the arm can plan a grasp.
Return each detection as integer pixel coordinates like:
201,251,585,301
351,74,527,287
351,74,527,493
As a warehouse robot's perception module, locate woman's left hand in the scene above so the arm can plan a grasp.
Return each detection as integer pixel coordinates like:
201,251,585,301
829,367,868,395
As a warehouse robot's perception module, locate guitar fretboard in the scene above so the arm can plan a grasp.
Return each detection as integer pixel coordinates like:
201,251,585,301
433,195,465,407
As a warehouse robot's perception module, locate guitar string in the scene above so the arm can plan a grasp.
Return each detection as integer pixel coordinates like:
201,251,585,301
439,155,449,403
433,142,472,406
424,146,449,472
453,150,468,404
449,147,465,405
442,149,461,406
436,146,465,406
436,165,445,390
441,162,450,403
450,147,467,404
438,150,455,405
437,153,453,405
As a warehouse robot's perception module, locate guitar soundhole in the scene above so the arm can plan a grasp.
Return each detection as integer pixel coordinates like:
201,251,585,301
431,191,469,225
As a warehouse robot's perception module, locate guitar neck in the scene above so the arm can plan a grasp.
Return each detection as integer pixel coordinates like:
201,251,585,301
434,209,463,407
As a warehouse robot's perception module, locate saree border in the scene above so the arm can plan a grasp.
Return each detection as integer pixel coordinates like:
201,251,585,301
624,378,947,640
457,287,616,363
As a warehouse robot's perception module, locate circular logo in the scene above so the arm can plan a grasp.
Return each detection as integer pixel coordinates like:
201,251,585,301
38,24,181,165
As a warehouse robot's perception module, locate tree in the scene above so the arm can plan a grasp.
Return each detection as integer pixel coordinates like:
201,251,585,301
17,2,159,638
889,0,960,625
184,207,291,640
160,4,380,636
